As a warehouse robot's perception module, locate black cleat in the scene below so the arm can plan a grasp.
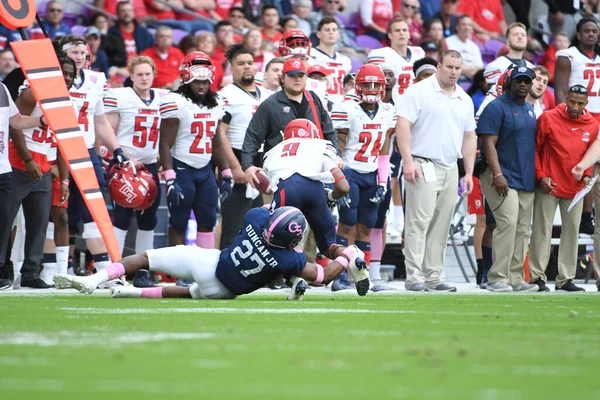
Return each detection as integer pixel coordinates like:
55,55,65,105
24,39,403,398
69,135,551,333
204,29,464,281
556,280,585,292
350,257,370,296
133,270,157,288
0,279,12,290
20,277,54,289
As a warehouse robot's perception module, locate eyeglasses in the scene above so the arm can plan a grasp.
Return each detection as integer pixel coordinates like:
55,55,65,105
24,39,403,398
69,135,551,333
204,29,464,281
569,85,588,94
327,0,340,3
403,3,419,11
48,8,63,12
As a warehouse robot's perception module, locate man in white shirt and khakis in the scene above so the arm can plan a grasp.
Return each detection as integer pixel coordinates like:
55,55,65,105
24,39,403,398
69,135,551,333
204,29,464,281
396,50,478,292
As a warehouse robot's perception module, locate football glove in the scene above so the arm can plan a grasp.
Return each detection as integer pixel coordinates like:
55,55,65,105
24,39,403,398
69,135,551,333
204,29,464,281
370,184,387,204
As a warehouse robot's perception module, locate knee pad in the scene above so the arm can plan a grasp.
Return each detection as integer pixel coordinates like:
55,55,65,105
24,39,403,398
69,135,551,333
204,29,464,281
46,222,55,240
82,222,102,239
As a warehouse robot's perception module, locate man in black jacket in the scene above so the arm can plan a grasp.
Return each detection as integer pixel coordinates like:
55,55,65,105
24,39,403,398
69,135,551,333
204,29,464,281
242,58,340,184
105,2,154,68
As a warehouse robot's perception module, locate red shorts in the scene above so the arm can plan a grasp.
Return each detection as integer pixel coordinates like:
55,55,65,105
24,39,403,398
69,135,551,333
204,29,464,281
51,179,68,208
468,177,484,215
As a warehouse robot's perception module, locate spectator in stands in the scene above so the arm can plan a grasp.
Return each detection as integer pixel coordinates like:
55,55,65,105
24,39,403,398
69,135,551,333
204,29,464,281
544,0,583,40
477,66,539,293
418,0,441,21
421,40,441,61
528,66,550,117
38,1,72,39
457,0,506,42
229,6,249,37
243,29,275,72
94,0,148,20
85,27,110,78
427,0,459,38
0,49,16,82
144,0,182,24
343,72,355,94
91,14,109,36
358,0,394,42
240,0,264,26
291,0,313,37
197,32,226,90
141,26,184,89
215,0,235,19
506,0,531,30
281,17,299,33
399,0,424,45
539,32,570,86
106,1,154,66
466,69,486,112
445,15,484,80
423,19,446,52
179,33,199,54
262,57,284,91
212,21,235,66
529,84,595,293
261,5,282,46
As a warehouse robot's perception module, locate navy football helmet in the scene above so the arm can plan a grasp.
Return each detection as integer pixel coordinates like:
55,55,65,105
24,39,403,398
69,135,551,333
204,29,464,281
262,206,307,249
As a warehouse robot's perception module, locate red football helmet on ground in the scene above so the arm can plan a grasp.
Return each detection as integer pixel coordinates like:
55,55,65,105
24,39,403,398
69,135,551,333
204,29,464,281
283,118,321,140
278,29,311,58
109,163,156,210
355,64,385,103
180,51,215,84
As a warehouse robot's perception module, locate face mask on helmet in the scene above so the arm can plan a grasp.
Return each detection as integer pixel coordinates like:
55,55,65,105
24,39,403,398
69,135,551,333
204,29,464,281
357,82,384,103
181,64,214,84
279,31,311,58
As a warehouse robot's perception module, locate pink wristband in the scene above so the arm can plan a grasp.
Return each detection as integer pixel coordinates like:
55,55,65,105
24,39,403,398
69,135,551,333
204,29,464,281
342,245,358,260
222,168,233,178
315,265,324,283
377,155,390,184
164,169,176,181
335,256,349,269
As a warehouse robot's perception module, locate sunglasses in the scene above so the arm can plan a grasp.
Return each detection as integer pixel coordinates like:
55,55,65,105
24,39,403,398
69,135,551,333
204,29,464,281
48,8,63,12
403,3,419,10
569,85,588,95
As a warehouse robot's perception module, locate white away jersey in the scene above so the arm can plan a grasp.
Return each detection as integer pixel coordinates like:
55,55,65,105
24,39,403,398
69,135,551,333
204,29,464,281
368,46,425,103
263,138,338,191
331,100,395,173
556,46,600,113
105,87,168,164
69,69,107,149
311,48,352,104
160,92,225,169
483,55,535,86
219,84,272,150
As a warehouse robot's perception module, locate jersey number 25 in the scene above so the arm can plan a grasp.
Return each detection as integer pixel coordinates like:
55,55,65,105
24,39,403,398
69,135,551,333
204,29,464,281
189,120,216,154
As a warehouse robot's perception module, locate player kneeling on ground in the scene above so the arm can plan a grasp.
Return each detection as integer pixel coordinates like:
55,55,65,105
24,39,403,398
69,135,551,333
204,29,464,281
54,207,370,298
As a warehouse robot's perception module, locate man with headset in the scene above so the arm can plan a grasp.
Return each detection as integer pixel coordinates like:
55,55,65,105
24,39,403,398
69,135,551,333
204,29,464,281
476,66,539,293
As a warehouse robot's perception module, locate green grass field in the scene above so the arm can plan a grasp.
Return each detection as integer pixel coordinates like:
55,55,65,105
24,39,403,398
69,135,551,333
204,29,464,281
1,292,599,400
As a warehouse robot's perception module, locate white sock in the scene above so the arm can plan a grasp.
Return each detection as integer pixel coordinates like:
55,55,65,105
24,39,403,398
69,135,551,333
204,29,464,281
393,205,404,230
13,261,22,281
89,270,110,287
369,261,381,281
94,260,111,272
114,227,128,253
135,229,154,253
56,246,69,274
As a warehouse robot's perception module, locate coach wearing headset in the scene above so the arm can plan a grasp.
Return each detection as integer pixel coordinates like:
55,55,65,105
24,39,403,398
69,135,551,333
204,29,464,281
476,66,539,293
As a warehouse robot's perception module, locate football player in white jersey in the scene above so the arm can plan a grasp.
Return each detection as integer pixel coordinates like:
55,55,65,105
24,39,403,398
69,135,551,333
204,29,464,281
7,52,74,288
40,53,75,283
59,34,129,275
331,64,394,290
263,118,351,262
311,17,352,105
367,17,425,104
105,56,168,260
483,23,534,90
554,19,600,237
218,44,272,249
159,52,233,250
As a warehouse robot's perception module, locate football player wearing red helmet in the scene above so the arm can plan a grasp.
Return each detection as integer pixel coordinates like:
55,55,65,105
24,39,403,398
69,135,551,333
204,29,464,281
105,56,166,263
278,29,311,60
330,64,396,291
159,52,233,250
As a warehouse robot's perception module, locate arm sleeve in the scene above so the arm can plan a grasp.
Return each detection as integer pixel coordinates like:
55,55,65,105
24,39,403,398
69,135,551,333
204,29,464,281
104,88,118,113
360,0,375,27
159,94,179,119
241,102,270,170
476,102,502,137
396,87,421,124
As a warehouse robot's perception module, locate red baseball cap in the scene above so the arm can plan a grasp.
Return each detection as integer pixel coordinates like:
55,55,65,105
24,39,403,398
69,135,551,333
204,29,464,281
282,58,307,76
307,64,330,76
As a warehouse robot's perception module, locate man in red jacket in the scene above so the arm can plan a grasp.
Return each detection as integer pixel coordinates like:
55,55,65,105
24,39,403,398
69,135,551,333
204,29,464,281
528,84,598,292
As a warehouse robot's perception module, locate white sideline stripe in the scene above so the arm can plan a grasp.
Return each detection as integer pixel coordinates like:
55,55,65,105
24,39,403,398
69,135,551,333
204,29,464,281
60,307,417,315
0,331,215,347
84,192,104,200
41,101,73,110
28,70,63,79
55,131,83,140
70,161,93,170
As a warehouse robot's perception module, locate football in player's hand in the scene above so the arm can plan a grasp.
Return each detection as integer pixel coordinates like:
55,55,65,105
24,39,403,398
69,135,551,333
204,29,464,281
256,171,272,195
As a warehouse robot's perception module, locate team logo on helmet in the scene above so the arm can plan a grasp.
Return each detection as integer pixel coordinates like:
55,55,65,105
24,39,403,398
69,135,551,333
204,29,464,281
297,128,308,137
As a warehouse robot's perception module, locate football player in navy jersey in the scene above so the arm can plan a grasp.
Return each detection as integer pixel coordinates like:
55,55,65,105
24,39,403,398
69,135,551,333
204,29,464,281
54,207,371,298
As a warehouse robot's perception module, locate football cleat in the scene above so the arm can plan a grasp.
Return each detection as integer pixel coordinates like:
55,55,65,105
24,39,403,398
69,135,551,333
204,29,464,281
348,256,370,296
53,274,96,295
287,276,307,300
